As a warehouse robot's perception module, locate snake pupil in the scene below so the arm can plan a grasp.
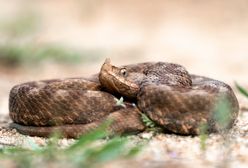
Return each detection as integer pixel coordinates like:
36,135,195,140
120,68,127,77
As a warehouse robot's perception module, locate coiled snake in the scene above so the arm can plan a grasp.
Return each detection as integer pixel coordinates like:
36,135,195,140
9,59,239,138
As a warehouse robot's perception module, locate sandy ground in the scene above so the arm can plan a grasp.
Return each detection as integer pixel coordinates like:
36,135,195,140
0,0,248,167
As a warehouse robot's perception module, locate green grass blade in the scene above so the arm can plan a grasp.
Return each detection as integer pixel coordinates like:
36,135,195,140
87,138,128,163
213,96,232,130
199,123,208,151
125,145,143,157
0,147,29,155
66,121,111,152
235,82,248,98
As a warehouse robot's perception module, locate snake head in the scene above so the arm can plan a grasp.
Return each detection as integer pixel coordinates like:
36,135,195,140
99,58,140,99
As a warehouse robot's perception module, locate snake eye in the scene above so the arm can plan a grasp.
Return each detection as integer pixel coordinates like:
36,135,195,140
120,68,127,77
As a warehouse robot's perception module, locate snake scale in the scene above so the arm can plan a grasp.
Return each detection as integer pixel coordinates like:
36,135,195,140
9,59,239,138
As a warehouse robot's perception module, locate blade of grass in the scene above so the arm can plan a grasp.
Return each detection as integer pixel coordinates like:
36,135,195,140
199,123,208,152
66,120,111,153
235,82,248,98
125,144,143,157
85,137,128,163
213,96,232,131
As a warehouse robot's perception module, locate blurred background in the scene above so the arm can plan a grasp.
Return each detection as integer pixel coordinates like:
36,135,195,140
0,0,248,115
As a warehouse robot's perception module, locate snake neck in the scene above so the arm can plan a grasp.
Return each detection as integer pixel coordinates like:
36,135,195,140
99,59,192,100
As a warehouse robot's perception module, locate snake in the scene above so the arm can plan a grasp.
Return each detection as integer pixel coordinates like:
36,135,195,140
9,59,239,138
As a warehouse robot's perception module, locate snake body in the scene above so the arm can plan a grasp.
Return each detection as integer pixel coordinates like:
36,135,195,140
9,59,239,138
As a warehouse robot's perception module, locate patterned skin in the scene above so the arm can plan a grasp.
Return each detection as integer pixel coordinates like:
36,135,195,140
9,59,239,138
99,59,239,134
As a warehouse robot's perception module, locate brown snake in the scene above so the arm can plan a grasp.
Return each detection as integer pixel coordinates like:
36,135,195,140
9,59,239,138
